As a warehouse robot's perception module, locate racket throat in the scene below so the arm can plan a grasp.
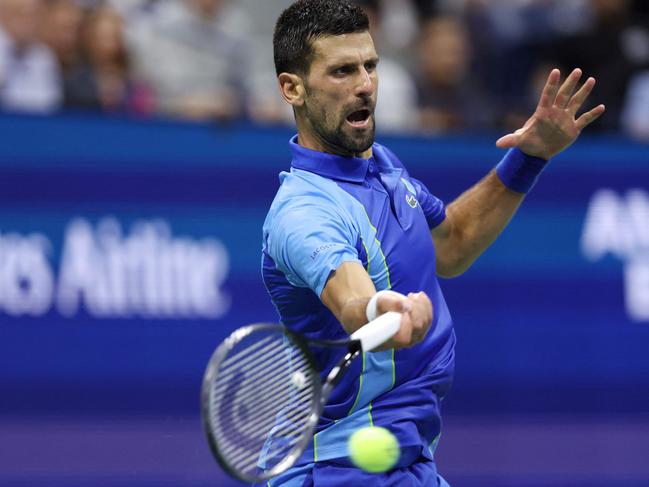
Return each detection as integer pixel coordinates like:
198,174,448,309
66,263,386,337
324,346,361,393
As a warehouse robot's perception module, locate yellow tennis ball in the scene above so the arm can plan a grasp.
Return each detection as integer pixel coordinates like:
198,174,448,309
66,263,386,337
348,426,400,473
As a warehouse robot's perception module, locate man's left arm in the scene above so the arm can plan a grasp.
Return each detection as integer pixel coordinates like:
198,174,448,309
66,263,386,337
432,68,605,278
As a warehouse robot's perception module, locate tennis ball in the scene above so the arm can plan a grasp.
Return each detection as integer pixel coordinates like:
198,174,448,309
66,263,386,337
348,426,400,473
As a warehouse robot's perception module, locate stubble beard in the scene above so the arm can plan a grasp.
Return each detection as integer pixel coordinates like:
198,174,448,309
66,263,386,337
304,98,376,157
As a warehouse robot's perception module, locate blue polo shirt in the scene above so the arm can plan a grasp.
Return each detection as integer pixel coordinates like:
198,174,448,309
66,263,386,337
261,136,456,477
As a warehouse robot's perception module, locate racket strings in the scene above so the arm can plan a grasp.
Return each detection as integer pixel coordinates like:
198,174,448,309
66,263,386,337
214,341,307,395
213,369,311,440
207,329,316,479
219,335,279,375
215,374,313,435
216,386,314,449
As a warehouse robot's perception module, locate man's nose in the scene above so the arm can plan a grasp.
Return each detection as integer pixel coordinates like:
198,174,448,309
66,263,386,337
356,68,374,97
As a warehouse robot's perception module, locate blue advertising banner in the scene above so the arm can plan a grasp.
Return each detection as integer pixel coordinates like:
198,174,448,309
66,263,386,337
1,113,648,486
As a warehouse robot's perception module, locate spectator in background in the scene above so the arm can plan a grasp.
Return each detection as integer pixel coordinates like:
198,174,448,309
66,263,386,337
43,1,151,115
108,0,159,14
238,0,295,125
632,0,649,16
416,15,493,134
457,1,591,132
355,0,419,133
545,0,649,131
126,0,250,121
41,0,95,110
83,4,152,114
0,0,61,113
412,0,440,18
41,0,84,73
622,71,649,140
620,0,649,141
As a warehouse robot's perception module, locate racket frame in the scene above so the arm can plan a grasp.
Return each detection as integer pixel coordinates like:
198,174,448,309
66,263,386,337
201,312,399,483
201,323,328,483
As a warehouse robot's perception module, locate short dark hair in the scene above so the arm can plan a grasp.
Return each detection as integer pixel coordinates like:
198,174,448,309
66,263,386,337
273,0,370,76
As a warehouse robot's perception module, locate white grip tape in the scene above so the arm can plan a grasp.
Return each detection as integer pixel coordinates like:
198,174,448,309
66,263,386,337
365,289,406,322
351,311,402,352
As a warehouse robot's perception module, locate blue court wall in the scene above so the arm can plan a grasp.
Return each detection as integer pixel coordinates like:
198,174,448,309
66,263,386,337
1,113,648,486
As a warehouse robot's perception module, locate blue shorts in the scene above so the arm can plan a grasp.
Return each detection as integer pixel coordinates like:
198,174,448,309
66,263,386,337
262,459,450,487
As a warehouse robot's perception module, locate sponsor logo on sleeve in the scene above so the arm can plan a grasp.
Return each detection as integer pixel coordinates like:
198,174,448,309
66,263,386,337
310,243,338,261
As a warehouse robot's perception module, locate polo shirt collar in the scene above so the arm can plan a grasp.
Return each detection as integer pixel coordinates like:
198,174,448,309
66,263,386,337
289,135,370,183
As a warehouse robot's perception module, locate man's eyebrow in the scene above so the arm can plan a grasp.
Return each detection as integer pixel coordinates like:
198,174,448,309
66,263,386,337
328,56,380,69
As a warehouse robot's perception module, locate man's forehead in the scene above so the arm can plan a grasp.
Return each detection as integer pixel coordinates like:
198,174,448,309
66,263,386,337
311,31,378,65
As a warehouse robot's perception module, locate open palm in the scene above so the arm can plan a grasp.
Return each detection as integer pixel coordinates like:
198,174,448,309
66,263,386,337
496,68,606,160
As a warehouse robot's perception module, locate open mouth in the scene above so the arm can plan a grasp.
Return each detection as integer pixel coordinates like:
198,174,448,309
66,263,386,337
346,109,371,128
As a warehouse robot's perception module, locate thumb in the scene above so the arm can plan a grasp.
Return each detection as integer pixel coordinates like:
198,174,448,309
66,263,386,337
376,290,412,315
496,133,518,149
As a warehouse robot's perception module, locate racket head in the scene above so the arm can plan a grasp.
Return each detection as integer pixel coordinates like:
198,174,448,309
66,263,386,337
201,323,322,483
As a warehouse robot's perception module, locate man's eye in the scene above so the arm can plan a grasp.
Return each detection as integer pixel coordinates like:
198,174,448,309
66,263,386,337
334,66,352,76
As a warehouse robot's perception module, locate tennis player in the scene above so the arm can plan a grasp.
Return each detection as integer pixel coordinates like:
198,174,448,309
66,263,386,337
261,1,604,485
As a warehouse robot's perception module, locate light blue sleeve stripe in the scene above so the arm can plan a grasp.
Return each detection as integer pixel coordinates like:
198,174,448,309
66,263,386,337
264,169,395,296
264,171,361,297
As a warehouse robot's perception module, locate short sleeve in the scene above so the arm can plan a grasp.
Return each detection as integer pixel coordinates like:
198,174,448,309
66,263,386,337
265,201,361,297
410,178,446,229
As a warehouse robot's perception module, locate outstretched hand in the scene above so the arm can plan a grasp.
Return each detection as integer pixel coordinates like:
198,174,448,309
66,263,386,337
496,68,606,160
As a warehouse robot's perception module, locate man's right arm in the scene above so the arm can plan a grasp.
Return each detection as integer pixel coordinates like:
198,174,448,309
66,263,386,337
267,198,433,349
320,261,433,350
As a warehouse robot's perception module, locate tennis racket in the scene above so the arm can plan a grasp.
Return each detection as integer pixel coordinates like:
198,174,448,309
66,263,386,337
201,311,402,483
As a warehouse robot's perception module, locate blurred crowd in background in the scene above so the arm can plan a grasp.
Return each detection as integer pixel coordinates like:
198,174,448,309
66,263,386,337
1,0,649,141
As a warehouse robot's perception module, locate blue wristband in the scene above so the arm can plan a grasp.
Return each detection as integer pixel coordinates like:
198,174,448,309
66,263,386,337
495,148,550,193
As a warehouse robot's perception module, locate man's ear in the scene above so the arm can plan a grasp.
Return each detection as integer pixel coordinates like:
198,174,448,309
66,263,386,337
278,72,306,107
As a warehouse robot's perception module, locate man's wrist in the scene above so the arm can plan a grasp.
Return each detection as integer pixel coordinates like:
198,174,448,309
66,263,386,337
365,291,384,322
495,148,550,193
365,290,405,322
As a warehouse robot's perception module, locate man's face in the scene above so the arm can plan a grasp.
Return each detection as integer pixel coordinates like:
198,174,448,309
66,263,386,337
301,31,379,156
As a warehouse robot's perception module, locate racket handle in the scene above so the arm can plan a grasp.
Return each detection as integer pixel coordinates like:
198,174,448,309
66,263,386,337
351,311,402,352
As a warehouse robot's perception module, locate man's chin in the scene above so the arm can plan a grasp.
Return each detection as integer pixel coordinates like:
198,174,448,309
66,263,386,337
342,124,375,154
